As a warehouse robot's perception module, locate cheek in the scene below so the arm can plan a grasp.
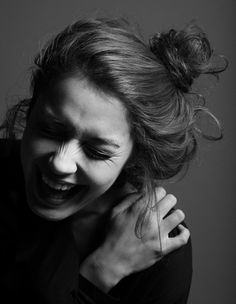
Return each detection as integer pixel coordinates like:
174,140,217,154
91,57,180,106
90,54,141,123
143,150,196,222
83,145,133,190
21,130,56,172
85,162,122,189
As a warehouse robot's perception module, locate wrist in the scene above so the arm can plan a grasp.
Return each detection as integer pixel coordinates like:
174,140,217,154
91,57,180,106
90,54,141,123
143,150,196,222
79,249,124,293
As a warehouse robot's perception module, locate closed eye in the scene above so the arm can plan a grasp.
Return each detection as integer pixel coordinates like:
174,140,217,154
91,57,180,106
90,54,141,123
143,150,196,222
83,144,112,161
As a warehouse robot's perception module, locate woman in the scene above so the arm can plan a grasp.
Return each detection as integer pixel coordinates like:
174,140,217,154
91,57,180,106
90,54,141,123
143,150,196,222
0,18,226,303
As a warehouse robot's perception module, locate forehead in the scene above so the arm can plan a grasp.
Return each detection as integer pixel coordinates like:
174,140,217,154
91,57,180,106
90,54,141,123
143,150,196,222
38,78,131,143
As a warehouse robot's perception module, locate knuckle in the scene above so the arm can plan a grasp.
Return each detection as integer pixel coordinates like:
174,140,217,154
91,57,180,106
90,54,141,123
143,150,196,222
185,228,190,238
180,228,190,244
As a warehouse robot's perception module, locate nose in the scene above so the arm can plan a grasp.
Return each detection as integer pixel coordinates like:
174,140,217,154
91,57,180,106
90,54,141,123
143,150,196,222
48,141,78,175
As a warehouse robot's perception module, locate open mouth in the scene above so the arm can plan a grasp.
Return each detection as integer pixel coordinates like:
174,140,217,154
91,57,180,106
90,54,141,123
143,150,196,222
34,167,89,206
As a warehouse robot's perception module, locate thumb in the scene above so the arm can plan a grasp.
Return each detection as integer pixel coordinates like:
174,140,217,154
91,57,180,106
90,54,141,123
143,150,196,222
112,191,142,216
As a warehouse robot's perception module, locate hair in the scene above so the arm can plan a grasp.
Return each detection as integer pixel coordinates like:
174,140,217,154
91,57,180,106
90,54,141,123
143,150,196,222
0,17,227,236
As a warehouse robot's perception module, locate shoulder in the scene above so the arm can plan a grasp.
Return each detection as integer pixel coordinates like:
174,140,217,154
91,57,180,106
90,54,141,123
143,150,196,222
110,235,192,303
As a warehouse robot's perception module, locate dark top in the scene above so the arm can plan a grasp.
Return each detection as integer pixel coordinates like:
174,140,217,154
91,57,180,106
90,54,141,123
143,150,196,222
0,139,192,304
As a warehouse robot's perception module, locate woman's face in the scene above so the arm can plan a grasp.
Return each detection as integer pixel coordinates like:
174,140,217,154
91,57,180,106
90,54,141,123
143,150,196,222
21,77,133,220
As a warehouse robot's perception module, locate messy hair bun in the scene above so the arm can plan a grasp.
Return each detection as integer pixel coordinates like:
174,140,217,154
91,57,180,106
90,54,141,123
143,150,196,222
149,25,225,93
0,19,227,221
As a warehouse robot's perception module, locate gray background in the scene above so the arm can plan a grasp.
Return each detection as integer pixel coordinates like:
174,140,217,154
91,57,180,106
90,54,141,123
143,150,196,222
0,0,235,303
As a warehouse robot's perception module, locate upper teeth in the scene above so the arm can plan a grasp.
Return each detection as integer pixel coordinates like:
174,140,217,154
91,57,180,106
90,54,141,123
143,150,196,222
42,174,75,191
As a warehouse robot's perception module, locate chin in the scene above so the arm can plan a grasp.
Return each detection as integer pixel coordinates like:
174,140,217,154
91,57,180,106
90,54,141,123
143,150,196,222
30,204,75,221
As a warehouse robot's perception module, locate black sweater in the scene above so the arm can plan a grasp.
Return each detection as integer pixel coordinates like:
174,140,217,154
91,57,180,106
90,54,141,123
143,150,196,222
0,140,192,304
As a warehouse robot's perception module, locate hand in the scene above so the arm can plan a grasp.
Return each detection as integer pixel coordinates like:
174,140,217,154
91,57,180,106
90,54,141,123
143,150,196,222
79,186,190,292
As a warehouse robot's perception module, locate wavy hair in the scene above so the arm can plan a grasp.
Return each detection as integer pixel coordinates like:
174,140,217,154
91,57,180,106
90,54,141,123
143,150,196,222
0,18,227,235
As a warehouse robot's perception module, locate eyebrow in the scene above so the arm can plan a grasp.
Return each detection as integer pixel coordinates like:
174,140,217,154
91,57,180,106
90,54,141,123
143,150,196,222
86,137,120,149
41,106,120,149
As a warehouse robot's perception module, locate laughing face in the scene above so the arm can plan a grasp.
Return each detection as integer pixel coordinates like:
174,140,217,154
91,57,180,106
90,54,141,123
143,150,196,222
21,77,133,220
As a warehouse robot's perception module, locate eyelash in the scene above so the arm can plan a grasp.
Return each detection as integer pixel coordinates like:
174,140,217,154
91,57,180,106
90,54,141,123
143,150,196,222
83,145,111,161
36,123,112,161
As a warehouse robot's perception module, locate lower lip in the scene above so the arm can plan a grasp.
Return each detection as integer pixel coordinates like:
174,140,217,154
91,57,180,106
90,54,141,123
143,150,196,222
33,168,88,207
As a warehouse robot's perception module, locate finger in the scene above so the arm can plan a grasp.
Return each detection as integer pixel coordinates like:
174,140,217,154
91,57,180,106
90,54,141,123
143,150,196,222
156,194,177,219
155,187,167,202
173,224,190,246
164,224,190,254
134,187,167,214
112,192,141,216
145,187,166,230
162,209,185,233
145,190,174,233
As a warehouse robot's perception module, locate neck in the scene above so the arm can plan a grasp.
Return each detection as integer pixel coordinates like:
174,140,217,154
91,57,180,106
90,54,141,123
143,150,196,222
70,181,136,262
